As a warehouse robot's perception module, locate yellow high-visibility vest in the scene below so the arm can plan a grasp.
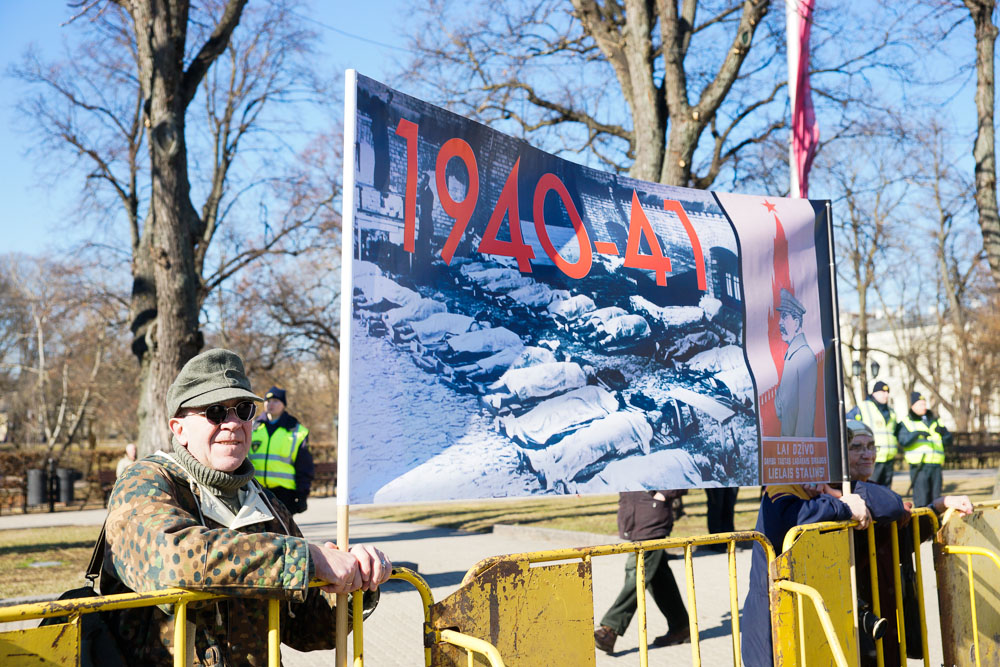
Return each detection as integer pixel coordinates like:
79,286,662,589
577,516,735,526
854,400,898,463
249,421,308,490
899,414,945,465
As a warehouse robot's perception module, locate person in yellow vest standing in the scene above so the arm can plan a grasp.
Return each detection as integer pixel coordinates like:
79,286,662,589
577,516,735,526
846,380,899,486
250,386,314,514
897,391,952,507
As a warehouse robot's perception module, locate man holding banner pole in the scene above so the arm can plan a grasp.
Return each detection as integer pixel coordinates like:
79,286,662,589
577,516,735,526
103,349,391,665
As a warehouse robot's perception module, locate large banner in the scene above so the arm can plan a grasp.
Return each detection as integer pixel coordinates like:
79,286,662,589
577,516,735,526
339,72,843,504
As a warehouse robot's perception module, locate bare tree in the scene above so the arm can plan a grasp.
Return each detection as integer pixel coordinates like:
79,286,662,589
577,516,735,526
820,120,912,404
868,121,990,431
0,254,131,459
960,0,1000,288
401,0,909,190
12,1,336,454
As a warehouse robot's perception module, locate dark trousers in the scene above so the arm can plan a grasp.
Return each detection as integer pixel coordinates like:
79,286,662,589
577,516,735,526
706,487,738,534
870,461,895,487
600,550,687,635
910,463,942,508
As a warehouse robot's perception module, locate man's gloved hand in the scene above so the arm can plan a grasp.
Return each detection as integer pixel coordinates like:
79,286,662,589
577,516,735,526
294,496,308,514
935,424,947,435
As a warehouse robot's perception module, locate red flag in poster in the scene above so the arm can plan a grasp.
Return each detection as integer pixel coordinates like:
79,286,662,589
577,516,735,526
788,0,819,198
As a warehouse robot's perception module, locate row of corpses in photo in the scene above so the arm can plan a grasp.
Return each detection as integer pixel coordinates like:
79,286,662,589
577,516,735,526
351,257,754,491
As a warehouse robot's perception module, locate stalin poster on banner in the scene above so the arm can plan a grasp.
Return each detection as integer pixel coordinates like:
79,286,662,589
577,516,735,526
339,72,842,505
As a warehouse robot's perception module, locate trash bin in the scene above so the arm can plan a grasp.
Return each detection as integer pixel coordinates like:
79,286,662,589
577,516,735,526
56,468,77,504
27,469,47,506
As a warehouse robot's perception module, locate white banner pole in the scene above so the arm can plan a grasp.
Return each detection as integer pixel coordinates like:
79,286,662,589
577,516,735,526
336,68,359,667
787,0,801,198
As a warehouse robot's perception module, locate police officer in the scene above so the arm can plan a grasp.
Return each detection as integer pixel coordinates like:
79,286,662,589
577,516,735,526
250,386,315,514
847,380,898,486
898,391,952,507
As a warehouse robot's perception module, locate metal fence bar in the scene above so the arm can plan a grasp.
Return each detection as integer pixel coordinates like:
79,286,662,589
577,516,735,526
774,580,851,667
940,544,1000,667
684,544,702,667
437,629,505,667
268,598,281,667
353,591,364,667
910,507,937,667
728,542,742,667
636,547,648,667
889,525,906,667
383,567,435,667
174,600,188,667
864,524,885,667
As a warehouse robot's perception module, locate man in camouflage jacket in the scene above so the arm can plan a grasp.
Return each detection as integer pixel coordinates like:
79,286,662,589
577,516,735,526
102,349,390,666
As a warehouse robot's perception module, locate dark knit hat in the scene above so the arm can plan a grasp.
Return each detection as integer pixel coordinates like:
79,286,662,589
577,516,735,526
910,391,926,406
264,386,287,405
871,381,889,394
166,349,262,417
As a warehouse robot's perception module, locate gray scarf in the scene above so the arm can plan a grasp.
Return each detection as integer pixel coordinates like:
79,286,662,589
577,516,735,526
171,438,256,515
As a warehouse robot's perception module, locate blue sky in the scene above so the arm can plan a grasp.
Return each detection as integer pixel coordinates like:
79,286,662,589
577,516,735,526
0,1,409,255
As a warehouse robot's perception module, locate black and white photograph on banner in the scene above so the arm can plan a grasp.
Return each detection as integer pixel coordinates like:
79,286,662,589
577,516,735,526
343,74,836,504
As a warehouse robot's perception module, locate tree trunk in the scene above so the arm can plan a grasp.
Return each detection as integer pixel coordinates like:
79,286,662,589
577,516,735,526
126,0,228,454
965,0,1000,288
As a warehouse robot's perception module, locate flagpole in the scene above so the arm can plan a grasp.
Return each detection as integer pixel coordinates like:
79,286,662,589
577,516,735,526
336,68,359,667
786,0,801,198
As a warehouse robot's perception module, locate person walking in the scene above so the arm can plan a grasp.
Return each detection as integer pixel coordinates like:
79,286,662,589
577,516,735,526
898,391,952,508
846,380,899,486
250,386,315,514
594,490,689,654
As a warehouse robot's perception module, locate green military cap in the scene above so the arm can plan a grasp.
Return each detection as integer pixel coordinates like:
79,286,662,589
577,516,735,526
166,348,262,417
775,288,806,319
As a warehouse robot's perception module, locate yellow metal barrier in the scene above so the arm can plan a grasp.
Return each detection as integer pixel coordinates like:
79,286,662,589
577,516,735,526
418,530,773,667
934,500,1000,667
773,580,851,667
0,585,296,666
774,519,858,666
775,506,941,667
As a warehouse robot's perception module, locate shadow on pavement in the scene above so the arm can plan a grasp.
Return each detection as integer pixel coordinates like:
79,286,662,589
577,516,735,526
382,569,466,591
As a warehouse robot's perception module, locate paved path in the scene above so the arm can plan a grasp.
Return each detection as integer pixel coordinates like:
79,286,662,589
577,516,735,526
0,494,952,665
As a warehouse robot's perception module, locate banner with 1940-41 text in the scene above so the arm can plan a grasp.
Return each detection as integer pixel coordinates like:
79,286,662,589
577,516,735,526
339,72,842,504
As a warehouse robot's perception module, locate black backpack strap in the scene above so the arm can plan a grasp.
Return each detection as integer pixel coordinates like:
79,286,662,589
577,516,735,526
86,523,107,586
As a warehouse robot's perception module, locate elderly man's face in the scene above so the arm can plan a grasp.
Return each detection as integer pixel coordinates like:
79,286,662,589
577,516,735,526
779,312,800,344
848,433,877,481
169,398,253,472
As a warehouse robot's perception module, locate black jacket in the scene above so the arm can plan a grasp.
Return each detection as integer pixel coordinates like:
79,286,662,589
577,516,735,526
617,490,682,541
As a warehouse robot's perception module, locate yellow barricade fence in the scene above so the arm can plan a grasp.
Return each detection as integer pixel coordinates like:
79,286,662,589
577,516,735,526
933,499,1000,667
2,502,997,667
385,531,775,667
772,507,941,667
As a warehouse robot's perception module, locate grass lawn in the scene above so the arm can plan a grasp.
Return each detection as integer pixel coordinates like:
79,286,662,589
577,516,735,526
0,525,101,599
352,474,997,535
0,474,993,599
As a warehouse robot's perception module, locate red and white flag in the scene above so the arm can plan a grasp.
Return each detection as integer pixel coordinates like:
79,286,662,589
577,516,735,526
787,0,819,198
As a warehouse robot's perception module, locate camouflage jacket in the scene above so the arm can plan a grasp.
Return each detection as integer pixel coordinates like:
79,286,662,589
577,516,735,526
102,454,337,666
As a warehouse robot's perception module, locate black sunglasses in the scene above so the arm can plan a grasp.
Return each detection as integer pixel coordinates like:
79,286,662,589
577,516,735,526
187,401,257,425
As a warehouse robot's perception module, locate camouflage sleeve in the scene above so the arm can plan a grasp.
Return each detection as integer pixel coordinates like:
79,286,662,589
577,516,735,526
106,460,312,601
